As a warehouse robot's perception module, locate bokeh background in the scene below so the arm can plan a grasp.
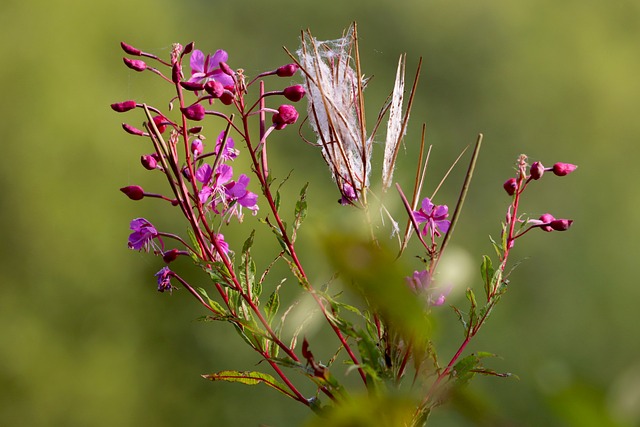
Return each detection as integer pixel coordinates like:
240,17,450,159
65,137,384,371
2,0,639,425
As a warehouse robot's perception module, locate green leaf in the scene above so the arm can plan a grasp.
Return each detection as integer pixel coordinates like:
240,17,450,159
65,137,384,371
239,253,257,297
480,255,494,298
292,183,309,241
451,353,481,387
466,288,478,329
265,285,281,324
201,370,297,400
242,230,255,253
196,287,227,316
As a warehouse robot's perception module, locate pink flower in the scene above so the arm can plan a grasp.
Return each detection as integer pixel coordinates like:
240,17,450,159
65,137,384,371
413,198,451,239
405,270,451,306
188,49,234,88
128,218,158,251
552,162,577,176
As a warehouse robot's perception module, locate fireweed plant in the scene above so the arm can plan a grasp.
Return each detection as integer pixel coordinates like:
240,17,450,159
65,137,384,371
113,23,576,426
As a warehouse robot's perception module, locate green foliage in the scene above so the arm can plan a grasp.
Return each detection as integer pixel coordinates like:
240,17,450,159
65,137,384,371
202,370,297,400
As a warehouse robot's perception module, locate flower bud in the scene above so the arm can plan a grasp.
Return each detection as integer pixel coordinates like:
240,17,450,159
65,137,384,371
550,219,573,231
276,63,299,77
110,100,137,112
120,185,145,200
141,154,158,170
172,63,183,84
530,161,545,180
162,249,180,263
151,115,167,133
283,85,306,102
182,42,194,56
219,61,234,77
181,103,206,121
552,162,577,176
188,126,203,134
503,178,517,196
219,91,234,105
191,139,203,156
122,123,145,136
180,81,204,91
120,42,142,56
272,104,299,130
204,80,225,98
538,213,555,232
123,57,147,72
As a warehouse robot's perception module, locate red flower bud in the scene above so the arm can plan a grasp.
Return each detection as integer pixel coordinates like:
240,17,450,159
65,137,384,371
276,63,299,77
219,61,234,77
181,103,206,121
283,85,306,102
141,154,158,170
123,57,147,72
191,139,203,156
122,123,145,136
503,178,517,196
151,115,167,133
204,80,225,98
188,126,203,134
110,100,137,112
120,42,142,56
180,81,204,91
219,91,234,105
162,249,180,263
538,213,555,232
172,63,183,84
550,219,573,231
530,161,545,180
552,162,577,176
272,105,299,130
120,185,145,200
182,42,194,56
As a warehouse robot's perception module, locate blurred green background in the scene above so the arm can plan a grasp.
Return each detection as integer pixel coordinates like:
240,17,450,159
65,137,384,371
2,0,639,425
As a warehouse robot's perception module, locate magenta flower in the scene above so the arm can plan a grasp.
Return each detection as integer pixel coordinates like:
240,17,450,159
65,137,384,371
215,131,238,160
155,266,173,293
413,198,451,239
405,270,450,306
225,174,259,216
196,163,233,205
128,218,158,251
188,49,234,88
212,233,230,260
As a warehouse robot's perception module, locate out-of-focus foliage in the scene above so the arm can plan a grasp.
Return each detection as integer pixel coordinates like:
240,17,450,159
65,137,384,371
1,0,639,426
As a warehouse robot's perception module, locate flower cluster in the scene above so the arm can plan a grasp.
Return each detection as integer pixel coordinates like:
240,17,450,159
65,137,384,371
112,27,577,427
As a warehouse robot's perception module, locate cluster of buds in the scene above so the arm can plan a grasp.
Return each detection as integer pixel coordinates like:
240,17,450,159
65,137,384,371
502,157,576,250
111,40,308,289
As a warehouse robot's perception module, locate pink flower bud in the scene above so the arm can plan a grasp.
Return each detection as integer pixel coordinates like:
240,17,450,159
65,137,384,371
120,185,145,200
120,42,142,56
530,161,545,180
550,218,573,231
552,162,577,176
283,85,306,102
204,80,225,98
272,104,299,130
182,42,194,55
180,81,204,91
110,100,137,112
141,154,157,170
151,115,167,133
172,63,183,84
191,138,203,156
276,63,299,77
181,103,206,121
123,57,147,72
219,91,234,105
538,213,556,232
219,61,234,77
122,123,145,136
162,249,180,263
503,178,517,196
